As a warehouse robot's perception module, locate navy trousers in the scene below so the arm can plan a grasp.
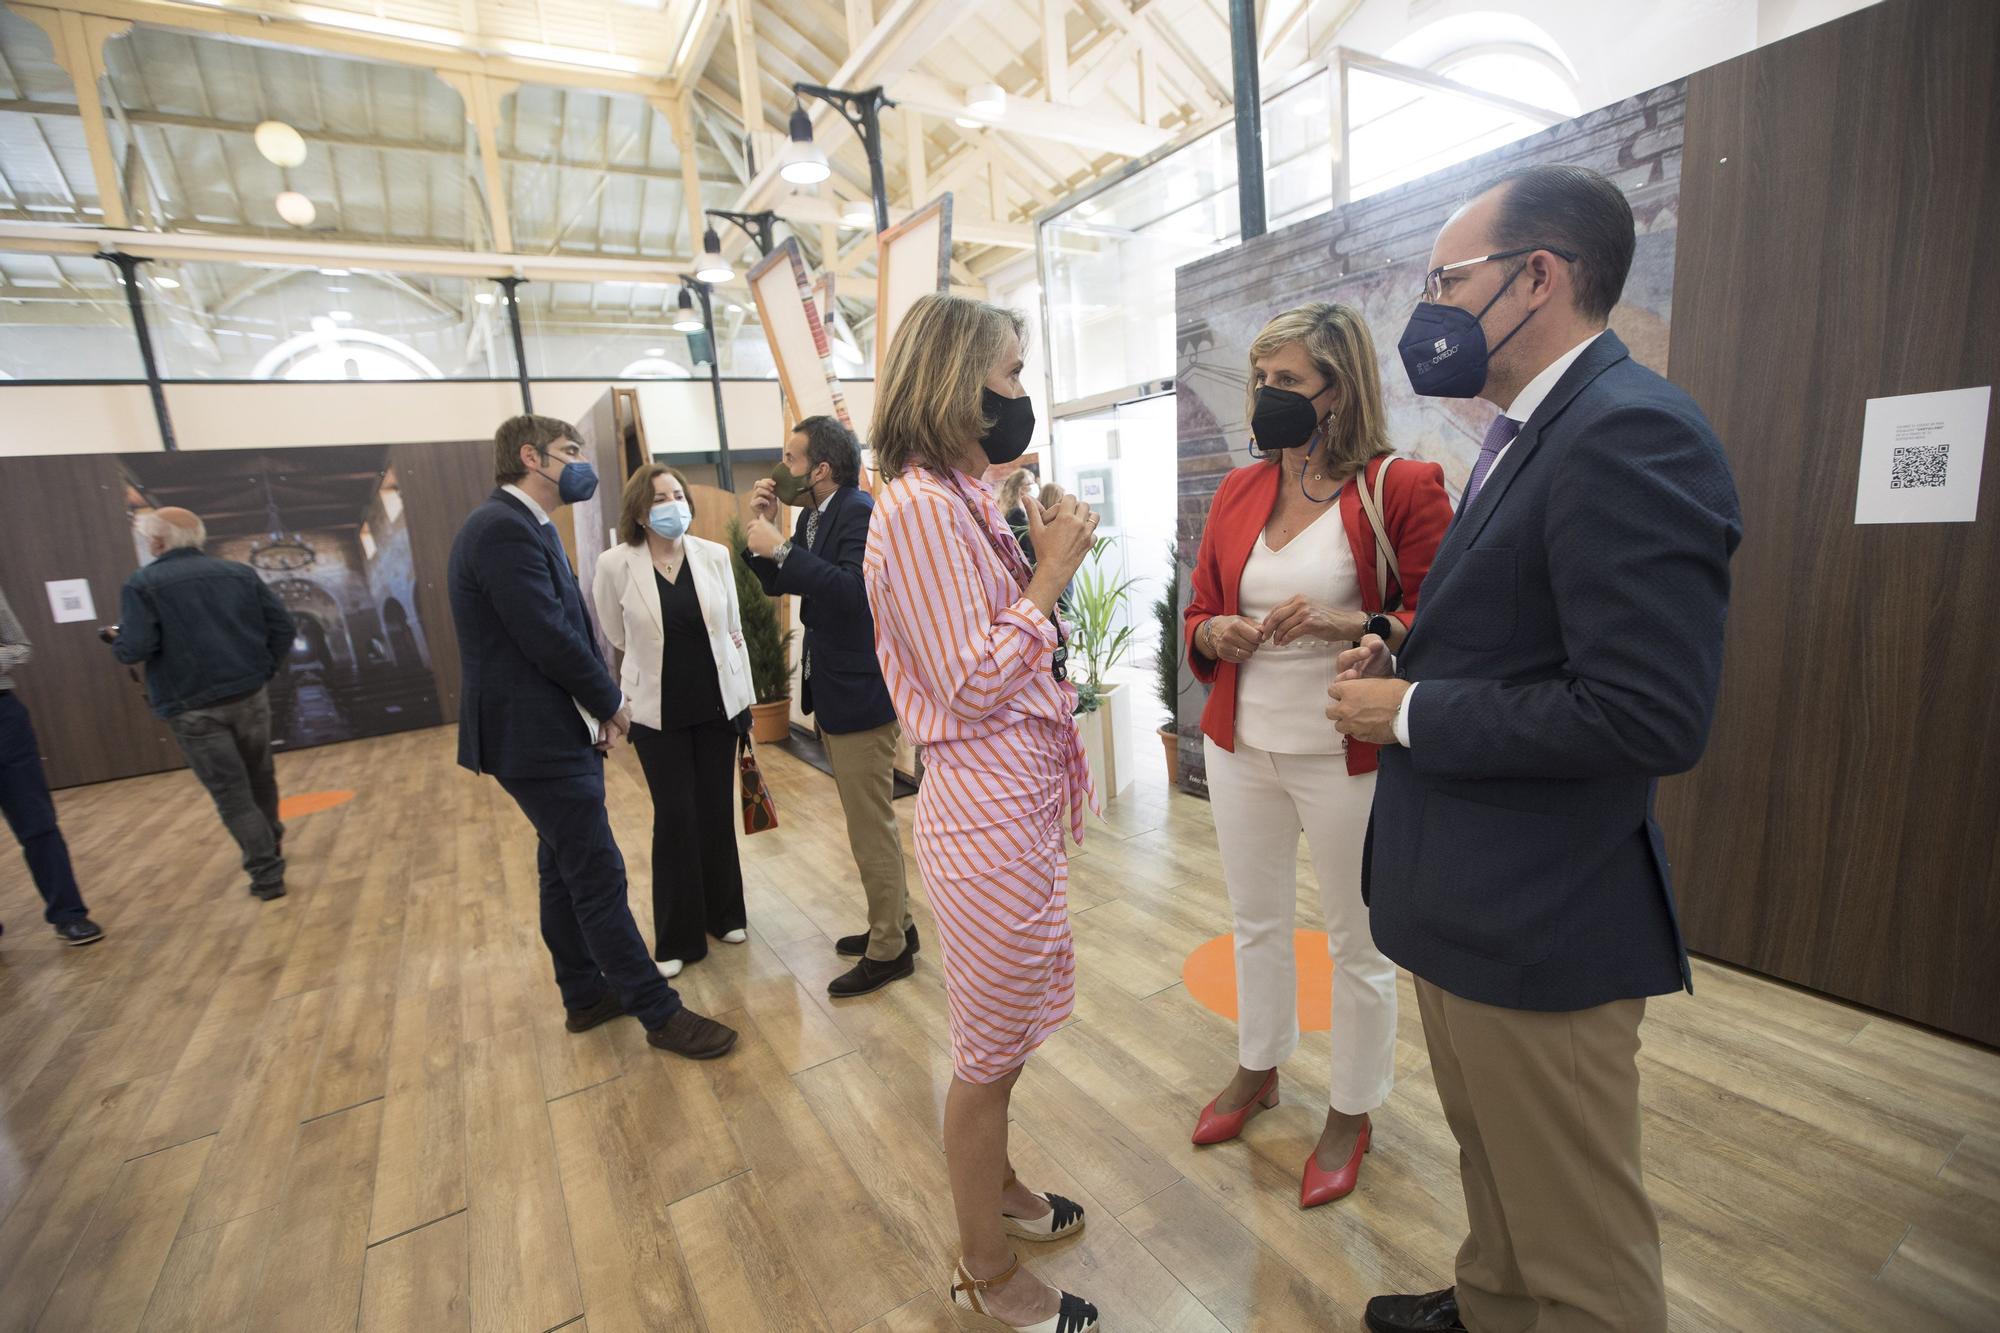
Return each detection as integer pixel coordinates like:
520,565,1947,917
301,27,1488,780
0,692,89,924
497,761,682,1031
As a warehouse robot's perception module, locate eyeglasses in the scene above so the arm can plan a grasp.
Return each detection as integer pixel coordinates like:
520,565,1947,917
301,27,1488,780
1422,244,1576,303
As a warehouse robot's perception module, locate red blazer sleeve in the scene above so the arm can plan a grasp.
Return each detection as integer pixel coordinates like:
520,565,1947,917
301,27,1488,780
1184,482,1234,685
1383,459,1452,629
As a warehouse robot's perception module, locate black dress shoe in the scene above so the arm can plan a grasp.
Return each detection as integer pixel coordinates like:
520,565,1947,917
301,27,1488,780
55,919,105,946
1365,1289,1466,1333
827,947,916,997
647,1007,738,1060
250,881,286,901
564,993,624,1033
835,923,919,959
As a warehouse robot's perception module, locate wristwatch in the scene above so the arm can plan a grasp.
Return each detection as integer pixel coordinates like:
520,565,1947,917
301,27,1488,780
1363,612,1397,643
773,539,794,566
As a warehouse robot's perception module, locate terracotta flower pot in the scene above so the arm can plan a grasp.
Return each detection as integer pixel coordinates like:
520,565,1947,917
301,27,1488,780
1159,725,1180,787
749,699,792,744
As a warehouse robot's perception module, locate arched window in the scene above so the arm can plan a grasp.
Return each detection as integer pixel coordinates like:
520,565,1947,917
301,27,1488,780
250,326,446,381
1349,17,1581,201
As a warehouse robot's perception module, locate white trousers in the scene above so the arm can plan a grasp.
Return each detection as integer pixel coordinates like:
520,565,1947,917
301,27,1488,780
1203,737,1397,1114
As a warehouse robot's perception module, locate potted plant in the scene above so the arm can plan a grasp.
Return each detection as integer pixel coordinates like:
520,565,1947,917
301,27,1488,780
1068,536,1138,798
1151,539,1185,786
727,516,797,743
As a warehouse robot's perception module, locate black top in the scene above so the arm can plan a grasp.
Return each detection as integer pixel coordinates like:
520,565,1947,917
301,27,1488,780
654,565,726,730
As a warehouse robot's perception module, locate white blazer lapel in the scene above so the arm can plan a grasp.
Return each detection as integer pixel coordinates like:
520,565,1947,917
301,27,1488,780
634,544,665,636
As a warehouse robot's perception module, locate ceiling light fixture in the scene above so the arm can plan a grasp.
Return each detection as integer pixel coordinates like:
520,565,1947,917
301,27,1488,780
474,291,495,305
840,200,875,227
153,274,181,290
779,105,831,185
254,120,307,167
965,82,1007,119
954,116,984,129
644,346,666,356
694,227,734,283
319,267,351,277
673,288,705,333
275,191,317,227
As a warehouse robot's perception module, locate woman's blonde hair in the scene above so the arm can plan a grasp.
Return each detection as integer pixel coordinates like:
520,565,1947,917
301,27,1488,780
617,463,695,544
872,293,1026,479
997,468,1036,513
1247,302,1393,482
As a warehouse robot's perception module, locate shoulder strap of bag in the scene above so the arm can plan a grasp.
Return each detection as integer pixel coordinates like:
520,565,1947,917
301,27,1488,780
1354,456,1402,610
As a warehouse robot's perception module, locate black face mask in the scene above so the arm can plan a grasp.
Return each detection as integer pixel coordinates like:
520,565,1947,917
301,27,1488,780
1250,384,1327,454
979,388,1036,465
1398,263,1534,399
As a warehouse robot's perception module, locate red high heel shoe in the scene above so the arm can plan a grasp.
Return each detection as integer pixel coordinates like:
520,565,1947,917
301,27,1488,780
1190,1069,1279,1145
1299,1115,1371,1208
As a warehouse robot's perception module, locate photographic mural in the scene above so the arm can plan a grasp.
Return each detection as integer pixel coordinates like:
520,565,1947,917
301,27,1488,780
1171,79,1687,792
120,445,443,751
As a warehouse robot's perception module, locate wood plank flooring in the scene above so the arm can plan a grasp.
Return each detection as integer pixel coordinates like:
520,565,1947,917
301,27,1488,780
1,725,1995,1332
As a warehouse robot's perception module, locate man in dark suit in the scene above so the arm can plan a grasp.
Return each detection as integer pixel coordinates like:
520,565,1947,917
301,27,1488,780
1329,166,1741,1333
742,415,915,998
449,414,736,1060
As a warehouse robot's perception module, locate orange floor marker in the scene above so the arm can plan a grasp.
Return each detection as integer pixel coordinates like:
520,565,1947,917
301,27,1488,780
1182,930,1336,1030
279,790,356,820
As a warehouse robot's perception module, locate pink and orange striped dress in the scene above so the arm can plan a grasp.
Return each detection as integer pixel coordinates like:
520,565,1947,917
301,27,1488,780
863,466,1095,1083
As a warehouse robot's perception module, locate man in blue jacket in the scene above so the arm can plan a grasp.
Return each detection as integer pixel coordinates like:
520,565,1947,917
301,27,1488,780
449,414,735,1060
113,507,297,901
743,415,914,998
1330,166,1741,1333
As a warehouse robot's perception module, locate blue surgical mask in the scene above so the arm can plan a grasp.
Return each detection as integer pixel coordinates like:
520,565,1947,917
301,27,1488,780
1397,263,1535,399
540,452,599,504
647,500,691,540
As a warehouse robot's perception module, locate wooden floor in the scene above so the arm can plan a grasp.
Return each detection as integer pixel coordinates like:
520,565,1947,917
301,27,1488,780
2,726,1996,1333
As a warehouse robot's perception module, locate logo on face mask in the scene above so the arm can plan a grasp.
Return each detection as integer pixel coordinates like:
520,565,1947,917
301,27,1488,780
1433,338,1450,355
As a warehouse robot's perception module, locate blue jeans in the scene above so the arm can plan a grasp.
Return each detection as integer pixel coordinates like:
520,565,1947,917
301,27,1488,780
0,692,89,924
497,762,683,1031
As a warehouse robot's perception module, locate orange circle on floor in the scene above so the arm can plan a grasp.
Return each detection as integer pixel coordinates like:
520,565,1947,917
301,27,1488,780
279,790,356,820
1183,930,1335,1030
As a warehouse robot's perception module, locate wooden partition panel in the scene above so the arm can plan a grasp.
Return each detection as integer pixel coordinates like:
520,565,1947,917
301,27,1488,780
1660,0,2000,1044
0,456,183,788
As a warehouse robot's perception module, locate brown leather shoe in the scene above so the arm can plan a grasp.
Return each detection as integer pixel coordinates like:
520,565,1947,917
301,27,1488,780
646,1007,738,1060
564,993,624,1033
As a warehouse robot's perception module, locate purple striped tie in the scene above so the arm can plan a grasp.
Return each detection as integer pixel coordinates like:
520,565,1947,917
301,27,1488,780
1462,414,1521,510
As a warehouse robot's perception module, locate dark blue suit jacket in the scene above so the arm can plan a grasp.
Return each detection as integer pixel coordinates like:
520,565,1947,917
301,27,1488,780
741,485,896,736
1364,332,1742,1011
448,488,623,779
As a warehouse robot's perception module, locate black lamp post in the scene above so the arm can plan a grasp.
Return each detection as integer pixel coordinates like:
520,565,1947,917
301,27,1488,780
788,82,897,234
677,278,733,491
705,208,780,258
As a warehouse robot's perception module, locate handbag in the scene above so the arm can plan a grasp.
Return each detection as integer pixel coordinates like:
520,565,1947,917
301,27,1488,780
1353,456,1404,611
738,735,780,835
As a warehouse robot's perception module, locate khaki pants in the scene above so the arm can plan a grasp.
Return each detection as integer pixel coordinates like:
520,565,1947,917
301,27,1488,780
1416,978,1666,1333
822,721,911,961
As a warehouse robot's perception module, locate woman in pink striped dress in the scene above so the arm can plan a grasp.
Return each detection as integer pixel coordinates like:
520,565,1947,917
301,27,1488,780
864,293,1101,1333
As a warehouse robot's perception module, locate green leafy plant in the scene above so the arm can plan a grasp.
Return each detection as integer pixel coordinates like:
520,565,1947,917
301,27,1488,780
727,516,796,703
1068,536,1137,691
1152,539,1186,721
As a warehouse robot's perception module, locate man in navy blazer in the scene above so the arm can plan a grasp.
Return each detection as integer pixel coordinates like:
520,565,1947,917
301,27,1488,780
1329,168,1741,1333
742,415,915,999
449,414,736,1061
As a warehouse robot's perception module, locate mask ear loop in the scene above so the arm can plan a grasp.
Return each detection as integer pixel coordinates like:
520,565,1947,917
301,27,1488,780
1298,380,1342,505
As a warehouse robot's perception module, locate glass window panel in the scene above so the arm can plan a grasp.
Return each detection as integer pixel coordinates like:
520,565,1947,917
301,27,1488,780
1347,59,1577,202
0,9,125,225
0,252,145,379
147,263,516,381
516,281,775,379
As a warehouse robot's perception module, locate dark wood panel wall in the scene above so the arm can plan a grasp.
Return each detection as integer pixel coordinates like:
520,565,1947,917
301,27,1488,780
0,441,495,790
1661,0,2000,1044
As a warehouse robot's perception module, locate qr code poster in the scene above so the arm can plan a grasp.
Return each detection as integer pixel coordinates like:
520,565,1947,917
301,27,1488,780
1855,385,1990,525
44,578,95,625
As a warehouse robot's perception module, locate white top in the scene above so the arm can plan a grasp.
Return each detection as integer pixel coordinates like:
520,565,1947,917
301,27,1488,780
1235,503,1358,755
591,537,755,730
1394,329,1606,747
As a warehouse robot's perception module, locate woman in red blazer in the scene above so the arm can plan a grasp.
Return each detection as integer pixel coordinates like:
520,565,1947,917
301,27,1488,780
1182,301,1452,1208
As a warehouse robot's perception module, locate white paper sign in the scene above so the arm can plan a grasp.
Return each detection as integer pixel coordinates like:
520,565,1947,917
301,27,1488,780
1855,386,1990,524
45,579,95,624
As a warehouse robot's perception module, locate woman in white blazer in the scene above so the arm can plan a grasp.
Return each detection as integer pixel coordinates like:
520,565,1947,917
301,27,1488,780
592,464,756,978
